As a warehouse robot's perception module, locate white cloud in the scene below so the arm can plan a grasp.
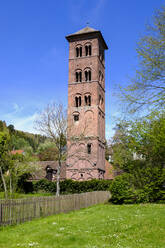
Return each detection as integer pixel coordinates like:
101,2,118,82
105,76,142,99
2,103,39,134
12,113,39,134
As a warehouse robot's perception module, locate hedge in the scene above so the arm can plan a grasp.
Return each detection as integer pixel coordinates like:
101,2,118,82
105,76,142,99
22,179,112,194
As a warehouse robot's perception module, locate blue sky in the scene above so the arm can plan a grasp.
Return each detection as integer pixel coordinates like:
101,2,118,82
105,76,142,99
0,0,164,138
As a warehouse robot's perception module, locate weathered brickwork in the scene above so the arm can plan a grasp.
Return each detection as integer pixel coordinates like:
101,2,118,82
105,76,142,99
66,27,108,180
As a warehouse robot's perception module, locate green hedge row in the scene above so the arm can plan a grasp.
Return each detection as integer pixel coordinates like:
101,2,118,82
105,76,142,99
22,179,112,194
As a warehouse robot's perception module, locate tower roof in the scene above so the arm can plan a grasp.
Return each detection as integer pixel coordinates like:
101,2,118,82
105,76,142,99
66,26,108,50
73,26,98,35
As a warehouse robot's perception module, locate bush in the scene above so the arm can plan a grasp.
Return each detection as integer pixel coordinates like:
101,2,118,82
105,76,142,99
110,174,136,204
110,168,165,204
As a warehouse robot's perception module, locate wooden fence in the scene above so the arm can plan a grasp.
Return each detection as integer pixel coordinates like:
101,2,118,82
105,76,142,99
0,191,110,226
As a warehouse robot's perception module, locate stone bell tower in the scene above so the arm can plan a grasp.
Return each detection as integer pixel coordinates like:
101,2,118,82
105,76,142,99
65,26,108,180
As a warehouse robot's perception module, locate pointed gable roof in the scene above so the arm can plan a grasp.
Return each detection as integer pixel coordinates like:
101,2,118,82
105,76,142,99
66,26,108,50
73,26,98,35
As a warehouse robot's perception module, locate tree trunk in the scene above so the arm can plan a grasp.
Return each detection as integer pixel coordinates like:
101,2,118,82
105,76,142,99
9,170,12,196
0,166,7,199
56,160,61,197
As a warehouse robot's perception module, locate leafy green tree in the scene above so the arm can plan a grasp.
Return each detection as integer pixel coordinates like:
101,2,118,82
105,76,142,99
10,136,30,150
112,110,165,170
111,110,165,203
0,129,11,198
36,141,59,161
111,122,133,168
120,6,165,113
0,127,40,198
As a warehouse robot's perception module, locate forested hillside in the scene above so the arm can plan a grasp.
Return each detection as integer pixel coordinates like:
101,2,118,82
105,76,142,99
0,120,47,153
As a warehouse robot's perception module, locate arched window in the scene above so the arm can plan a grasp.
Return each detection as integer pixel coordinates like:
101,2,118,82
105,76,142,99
73,111,80,122
99,71,104,84
99,95,102,105
75,96,81,107
99,70,101,82
74,114,79,122
76,47,79,57
75,70,82,82
76,46,82,57
99,49,104,62
87,144,91,154
85,95,91,106
84,69,91,82
99,95,103,106
85,44,92,56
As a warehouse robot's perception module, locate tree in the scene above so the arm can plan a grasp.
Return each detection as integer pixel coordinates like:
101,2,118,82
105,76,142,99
120,6,165,113
0,127,40,198
36,141,60,161
0,129,10,198
8,153,40,194
112,109,165,170
35,102,67,196
111,122,133,168
110,111,165,203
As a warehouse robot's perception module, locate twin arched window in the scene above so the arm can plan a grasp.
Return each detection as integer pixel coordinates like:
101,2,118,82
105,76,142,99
75,69,91,82
75,43,92,57
75,94,91,107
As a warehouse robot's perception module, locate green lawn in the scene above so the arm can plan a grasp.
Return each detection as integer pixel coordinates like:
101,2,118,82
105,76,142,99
0,192,53,199
0,204,164,248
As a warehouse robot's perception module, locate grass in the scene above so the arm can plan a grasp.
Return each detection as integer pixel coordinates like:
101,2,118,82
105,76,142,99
0,192,53,199
0,203,164,248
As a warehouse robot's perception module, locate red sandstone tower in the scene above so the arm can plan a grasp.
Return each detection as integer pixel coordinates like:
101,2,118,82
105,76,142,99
66,26,108,180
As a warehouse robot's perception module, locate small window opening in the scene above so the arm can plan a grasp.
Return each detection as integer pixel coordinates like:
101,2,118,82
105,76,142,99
75,96,81,107
85,95,87,105
76,47,82,57
99,95,102,105
89,45,91,55
81,173,83,178
79,72,82,82
102,97,104,105
75,97,78,107
85,45,92,56
85,46,88,56
87,144,91,154
99,71,101,82
76,47,79,57
76,72,78,82
85,95,91,106
84,70,91,82
74,115,79,122
79,96,81,106
89,71,91,81
76,71,82,82
102,74,104,82
80,47,82,57
85,71,88,81
99,50,104,61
